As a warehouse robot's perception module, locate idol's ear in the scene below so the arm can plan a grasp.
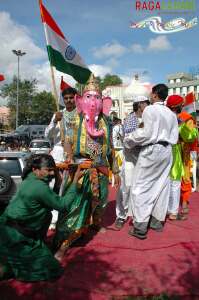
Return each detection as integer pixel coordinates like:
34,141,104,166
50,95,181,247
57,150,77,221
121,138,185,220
75,94,82,113
102,97,112,116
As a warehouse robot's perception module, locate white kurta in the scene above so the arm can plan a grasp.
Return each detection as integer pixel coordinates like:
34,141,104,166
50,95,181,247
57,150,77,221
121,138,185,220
45,108,76,226
124,102,179,225
45,108,77,163
45,110,65,163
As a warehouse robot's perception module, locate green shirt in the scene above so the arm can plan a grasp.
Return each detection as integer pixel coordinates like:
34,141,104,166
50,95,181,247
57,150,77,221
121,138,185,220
1,172,77,231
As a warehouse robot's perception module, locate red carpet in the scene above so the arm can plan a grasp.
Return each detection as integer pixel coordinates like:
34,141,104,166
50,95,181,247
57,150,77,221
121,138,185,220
1,189,199,300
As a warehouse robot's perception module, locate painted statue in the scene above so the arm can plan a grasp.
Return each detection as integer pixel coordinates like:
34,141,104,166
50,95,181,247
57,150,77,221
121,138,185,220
54,74,120,259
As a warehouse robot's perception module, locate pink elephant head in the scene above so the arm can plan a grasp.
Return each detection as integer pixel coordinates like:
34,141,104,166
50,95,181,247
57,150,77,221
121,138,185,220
75,74,112,138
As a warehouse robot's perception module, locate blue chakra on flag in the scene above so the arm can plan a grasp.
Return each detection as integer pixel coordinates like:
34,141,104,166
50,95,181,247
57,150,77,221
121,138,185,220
65,45,76,60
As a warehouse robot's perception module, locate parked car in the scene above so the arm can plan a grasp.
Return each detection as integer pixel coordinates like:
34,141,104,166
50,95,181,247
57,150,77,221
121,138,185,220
0,152,29,211
29,139,51,154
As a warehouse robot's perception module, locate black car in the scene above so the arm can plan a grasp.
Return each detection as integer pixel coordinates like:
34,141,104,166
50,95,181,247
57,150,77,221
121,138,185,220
0,152,29,211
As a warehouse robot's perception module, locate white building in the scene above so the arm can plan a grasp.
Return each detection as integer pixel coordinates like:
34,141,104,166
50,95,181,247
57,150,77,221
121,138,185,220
102,75,152,120
167,72,199,100
167,72,199,127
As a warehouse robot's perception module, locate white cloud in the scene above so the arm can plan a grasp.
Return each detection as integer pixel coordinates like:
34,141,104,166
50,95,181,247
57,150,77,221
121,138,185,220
93,36,172,64
92,42,128,59
105,57,119,69
0,11,78,99
130,36,172,54
0,12,45,70
131,44,144,53
89,64,112,78
118,75,132,85
147,36,172,52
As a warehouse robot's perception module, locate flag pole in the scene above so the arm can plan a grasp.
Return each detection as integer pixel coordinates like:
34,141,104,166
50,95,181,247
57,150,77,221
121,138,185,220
50,65,65,144
39,1,65,144
50,65,59,111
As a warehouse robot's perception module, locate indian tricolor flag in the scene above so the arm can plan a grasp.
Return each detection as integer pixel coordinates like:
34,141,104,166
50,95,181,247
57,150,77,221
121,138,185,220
39,1,91,84
183,92,196,118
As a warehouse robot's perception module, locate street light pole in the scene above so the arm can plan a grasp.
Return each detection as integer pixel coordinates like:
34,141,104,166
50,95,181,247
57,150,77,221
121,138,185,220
12,50,26,129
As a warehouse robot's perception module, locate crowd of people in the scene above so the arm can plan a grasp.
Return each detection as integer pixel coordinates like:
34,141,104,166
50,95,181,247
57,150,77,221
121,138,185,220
0,75,198,282
0,139,29,152
115,84,198,240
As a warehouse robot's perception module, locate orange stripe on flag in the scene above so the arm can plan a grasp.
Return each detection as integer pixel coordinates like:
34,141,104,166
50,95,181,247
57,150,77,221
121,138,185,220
39,0,66,40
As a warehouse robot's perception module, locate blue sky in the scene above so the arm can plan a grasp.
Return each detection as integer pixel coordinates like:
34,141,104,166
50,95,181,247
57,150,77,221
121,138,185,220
0,0,198,98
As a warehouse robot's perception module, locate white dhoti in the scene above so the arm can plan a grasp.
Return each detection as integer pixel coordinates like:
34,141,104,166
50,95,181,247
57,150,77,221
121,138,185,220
168,179,181,215
116,147,139,220
116,160,134,220
131,144,172,227
50,145,65,163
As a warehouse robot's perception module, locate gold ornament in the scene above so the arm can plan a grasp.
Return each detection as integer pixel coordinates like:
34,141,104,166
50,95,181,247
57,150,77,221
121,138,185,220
84,73,101,94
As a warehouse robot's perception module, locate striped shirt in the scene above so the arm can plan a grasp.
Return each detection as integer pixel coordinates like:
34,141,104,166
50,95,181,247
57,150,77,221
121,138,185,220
123,112,138,134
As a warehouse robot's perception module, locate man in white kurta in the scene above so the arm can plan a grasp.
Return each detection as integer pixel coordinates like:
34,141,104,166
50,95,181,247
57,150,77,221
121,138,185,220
124,84,179,239
45,87,77,227
45,87,77,163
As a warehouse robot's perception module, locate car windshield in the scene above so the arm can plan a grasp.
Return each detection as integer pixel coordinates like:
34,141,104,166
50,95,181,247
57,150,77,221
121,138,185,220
30,141,50,148
15,125,29,133
0,158,22,176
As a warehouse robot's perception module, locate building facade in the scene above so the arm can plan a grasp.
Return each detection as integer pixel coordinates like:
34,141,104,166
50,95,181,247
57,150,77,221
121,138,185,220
102,75,151,120
167,72,199,100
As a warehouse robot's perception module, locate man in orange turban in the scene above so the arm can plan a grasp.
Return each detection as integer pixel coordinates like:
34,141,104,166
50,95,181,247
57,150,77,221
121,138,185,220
167,95,198,217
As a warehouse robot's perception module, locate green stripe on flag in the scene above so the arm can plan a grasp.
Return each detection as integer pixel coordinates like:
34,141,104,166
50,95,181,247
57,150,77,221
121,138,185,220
47,45,91,84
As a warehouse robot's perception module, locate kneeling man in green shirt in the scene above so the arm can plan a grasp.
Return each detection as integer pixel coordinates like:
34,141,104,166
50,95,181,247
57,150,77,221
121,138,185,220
0,153,82,282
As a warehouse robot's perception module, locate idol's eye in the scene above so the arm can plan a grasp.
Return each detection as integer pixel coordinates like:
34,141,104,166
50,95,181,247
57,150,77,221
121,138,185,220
86,94,91,99
96,95,100,100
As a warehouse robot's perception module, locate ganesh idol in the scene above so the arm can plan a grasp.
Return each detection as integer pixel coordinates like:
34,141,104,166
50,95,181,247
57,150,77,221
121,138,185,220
54,73,120,259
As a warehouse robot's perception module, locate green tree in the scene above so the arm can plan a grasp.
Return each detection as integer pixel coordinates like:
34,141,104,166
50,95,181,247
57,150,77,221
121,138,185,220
1,77,57,128
1,76,37,128
30,91,56,125
100,74,122,91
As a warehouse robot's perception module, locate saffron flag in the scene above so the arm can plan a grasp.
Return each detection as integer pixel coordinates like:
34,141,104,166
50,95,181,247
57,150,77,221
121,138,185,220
183,92,196,118
0,74,5,81
39,1,91,84
59,76,72,107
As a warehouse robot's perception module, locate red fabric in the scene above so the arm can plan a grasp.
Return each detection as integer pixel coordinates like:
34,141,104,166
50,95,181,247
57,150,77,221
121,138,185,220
184,92,195,106
167,95,184,107
60,76,72,91
190,139,198,152
0,74,5,81
1,190,199,299
39,0,66,40
181,180,192,203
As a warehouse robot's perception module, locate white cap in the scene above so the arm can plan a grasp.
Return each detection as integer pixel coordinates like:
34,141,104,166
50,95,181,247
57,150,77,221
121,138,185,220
133,95,149,103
